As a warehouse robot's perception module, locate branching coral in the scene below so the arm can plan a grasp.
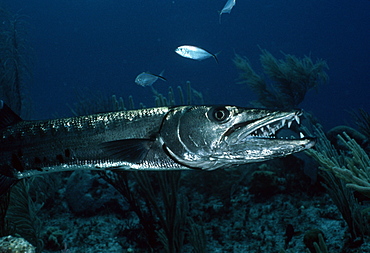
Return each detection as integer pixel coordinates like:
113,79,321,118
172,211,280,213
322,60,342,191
0,8,32,116
351,109,370,141
69,81,204,116
83,85,206,252
308,128,370,199
98,170,160,249
0,192,12,237
100,160,204,252
306,125,370,240
0,7,39,251
6,180,44,252
234,49,328,109
151,81,204,107
134,171,188,253
280,232,328,253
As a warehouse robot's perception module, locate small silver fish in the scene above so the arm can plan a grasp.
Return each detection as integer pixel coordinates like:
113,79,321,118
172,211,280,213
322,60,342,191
175,45,218,63
219,0,236,24
135,70,166,87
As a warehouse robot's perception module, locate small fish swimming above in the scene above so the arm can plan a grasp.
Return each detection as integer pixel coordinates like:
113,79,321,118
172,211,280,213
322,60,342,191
0,101,316,196
135,70,166,87
175,45,219,63
219,0,236,24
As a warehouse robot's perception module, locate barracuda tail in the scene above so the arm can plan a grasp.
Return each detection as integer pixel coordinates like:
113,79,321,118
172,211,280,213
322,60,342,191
0,101,22,195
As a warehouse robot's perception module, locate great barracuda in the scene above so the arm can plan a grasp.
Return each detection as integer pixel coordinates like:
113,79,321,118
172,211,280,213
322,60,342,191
0,101,315,195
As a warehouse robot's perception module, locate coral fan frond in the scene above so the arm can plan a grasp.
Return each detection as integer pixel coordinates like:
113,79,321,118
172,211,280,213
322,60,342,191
234,49,329,109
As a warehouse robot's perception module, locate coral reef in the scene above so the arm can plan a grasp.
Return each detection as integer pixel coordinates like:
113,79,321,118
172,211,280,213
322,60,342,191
0,235,35,253
0,192,12,237
65,170,129,216
352,108,370,142
303,229,326,253
248,170,280,198
308,127,370,199
6,180,44,252
326,125,368,151
0,7,38,252
68,84,207,252
306,124,370,243
134,171,189,253
234,49,328,109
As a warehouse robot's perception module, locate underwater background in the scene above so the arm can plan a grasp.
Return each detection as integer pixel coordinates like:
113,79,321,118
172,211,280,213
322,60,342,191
2,0,370,129
1,0,370,252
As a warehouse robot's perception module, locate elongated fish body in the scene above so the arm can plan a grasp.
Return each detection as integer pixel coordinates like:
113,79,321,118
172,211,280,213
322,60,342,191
0,102,315,195
0,105,171,177
219,0,236,24
175,45,219,63
135,70,166,87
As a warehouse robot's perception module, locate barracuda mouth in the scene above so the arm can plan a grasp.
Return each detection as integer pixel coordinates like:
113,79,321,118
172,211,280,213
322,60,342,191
160,106,316,171
224,110,310,144
249,112,304,139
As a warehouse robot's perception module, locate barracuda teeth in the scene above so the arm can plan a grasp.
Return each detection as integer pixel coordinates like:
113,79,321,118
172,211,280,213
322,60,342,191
300,132,304,138
250,114,303,139
281,119,286,127
295,115,300,125
265,125,273,136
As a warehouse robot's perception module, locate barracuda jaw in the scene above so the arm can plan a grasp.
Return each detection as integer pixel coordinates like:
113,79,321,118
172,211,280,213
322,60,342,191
208,109,316,168
160,106,316,171
232,110,307,144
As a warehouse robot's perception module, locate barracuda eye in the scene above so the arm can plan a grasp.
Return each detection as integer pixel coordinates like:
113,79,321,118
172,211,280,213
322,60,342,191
208,106,230,123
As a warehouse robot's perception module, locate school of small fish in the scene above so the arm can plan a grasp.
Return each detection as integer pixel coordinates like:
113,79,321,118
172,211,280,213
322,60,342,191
135,0,236,87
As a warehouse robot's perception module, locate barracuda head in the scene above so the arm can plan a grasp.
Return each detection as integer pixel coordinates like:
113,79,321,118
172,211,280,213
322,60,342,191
160,105,316,170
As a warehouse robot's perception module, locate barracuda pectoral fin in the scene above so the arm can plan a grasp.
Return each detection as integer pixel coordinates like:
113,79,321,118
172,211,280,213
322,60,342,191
101,139,155,163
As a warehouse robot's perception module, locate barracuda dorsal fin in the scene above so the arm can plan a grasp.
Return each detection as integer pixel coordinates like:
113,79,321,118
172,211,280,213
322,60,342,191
101,139,154,163
0,100,22,129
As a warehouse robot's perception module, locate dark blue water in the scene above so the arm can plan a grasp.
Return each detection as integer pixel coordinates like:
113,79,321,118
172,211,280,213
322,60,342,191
2,0,370,130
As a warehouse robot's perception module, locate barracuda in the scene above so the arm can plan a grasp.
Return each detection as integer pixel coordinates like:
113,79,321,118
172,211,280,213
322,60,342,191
0,101,315,195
